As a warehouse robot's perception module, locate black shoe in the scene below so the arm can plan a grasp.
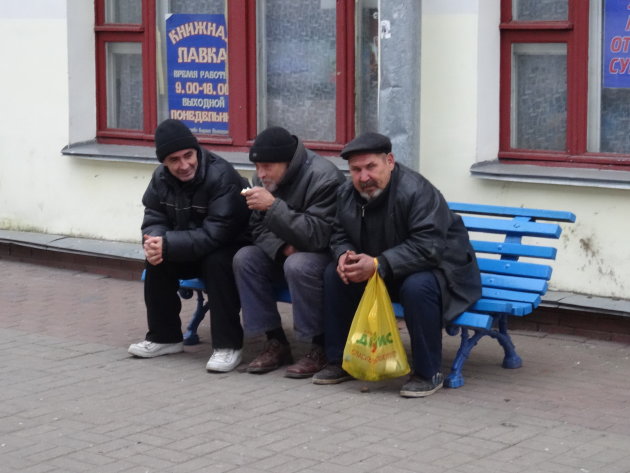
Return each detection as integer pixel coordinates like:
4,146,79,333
399,372,444,398
312,364,353,385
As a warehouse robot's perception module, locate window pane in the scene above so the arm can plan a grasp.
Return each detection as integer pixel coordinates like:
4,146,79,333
104,0,141,24
155,1,227,131
511,43,567,151
588,0,630,154
512,0,568,21
169,0,225,14
106,42,143,129
257,0,337,141
356,1,379,134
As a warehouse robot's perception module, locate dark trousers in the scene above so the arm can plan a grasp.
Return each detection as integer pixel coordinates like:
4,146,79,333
323,262,443,380
144,245,243,349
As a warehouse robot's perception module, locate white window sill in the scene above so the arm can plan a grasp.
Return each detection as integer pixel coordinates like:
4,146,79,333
471,160,630,189
61,141,348,172
61,141,254,171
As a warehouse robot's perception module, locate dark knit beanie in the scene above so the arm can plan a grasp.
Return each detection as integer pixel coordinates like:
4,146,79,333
249,126,298,163
154,119,199,162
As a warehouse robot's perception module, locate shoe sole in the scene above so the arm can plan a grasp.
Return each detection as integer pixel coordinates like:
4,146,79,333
128,344,184,358
284,370,318,379
246,355,293,374
312,375,353,385
399,383,443,398
206,359,242,373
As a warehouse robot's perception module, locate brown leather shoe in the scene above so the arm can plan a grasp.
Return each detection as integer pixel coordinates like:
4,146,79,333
246,339,293,374
285,345,327,379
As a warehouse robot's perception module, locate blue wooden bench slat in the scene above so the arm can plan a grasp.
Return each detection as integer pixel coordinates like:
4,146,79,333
155,201,574,391
470,240,557,259
473,298,532,316
477,258,552,280
462,216,562,238
502,301,535,316
482,287,542,306
449,202,577,222
470,298,512,314
450,312,493,330
481,272,548,294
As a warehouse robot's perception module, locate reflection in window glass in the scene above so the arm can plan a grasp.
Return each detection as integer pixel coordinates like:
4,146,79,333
104,0,142,24
511,43,567,150
356,1,379,134
106,42,143,129
588,0,630,154
513,0,568,21
257,0,337,141
155,0,227,124
169,0,225,14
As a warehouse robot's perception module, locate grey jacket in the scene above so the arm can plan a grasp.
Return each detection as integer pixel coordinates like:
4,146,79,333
330,163,481,322
250,140,346,261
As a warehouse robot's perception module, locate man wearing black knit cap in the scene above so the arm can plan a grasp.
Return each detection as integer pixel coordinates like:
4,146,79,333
312,132,482,397
233,126,345,378
129,119,251,373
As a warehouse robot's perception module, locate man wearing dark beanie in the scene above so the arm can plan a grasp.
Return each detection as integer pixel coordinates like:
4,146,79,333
129,119,251,373
233,126,345,378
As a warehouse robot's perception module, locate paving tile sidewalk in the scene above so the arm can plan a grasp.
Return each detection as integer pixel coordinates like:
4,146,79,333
1,259,630,473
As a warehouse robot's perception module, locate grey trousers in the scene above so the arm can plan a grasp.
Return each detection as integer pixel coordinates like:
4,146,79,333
233,245,331,340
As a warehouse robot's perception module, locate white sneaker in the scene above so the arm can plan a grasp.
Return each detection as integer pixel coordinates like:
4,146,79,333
128,340,184,358
206,348,242,372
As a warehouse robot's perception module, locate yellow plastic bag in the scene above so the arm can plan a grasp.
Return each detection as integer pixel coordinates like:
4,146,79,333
342,260,411,381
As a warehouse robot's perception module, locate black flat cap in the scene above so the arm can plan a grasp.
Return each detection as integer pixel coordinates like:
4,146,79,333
340,132,392,159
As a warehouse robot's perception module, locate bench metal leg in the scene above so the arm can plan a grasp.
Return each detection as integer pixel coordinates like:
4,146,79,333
445,327,485,388
495,315,522,369
182,289,209,346
445,315,523,388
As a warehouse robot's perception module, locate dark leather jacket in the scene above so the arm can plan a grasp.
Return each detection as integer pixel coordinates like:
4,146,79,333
141,147,250,261
250,140,345,261
330,163,481,321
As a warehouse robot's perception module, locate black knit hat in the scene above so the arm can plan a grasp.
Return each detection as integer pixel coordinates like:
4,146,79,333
249,126,298,163
340,132,392,159
154,119,199,162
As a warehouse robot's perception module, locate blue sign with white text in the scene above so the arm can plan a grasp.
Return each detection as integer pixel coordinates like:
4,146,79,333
603,0,630,88
166,14,228,134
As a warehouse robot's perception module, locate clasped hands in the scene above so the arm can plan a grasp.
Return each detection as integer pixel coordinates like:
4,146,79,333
143,234,164,266
337,250,376,284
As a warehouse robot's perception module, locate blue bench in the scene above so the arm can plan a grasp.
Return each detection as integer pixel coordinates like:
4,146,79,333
153,202,576,388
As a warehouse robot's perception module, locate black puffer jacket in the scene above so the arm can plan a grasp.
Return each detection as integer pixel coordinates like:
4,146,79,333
141,148,250,261
330,163,481,322
250,140,346,261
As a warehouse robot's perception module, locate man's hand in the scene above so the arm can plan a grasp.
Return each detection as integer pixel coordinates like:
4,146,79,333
282,244,297,257
337,250,376,284
143,234,164,266
242,186,275,211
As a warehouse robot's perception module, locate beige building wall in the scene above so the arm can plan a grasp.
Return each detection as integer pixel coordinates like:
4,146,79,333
0,1,628,300
420,0,630,298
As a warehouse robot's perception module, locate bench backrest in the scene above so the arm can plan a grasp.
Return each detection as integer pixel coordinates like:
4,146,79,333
447,202,576,328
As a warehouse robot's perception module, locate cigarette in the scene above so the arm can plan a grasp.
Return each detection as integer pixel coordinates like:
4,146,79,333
241,187,251,195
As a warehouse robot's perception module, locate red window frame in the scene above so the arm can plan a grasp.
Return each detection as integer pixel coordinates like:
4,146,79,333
499,0,630,170
94,0,355,154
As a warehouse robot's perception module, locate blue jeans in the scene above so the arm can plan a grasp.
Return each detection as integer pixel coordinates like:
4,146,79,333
323,262,443,380
233,246,331,340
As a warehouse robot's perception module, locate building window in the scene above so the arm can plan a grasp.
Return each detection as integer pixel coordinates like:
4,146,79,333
95,0,378,153
500,0,630,169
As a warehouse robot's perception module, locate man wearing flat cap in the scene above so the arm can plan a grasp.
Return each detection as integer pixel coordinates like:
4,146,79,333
233,126,345,378
313,132,481,397
129,119,251,373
